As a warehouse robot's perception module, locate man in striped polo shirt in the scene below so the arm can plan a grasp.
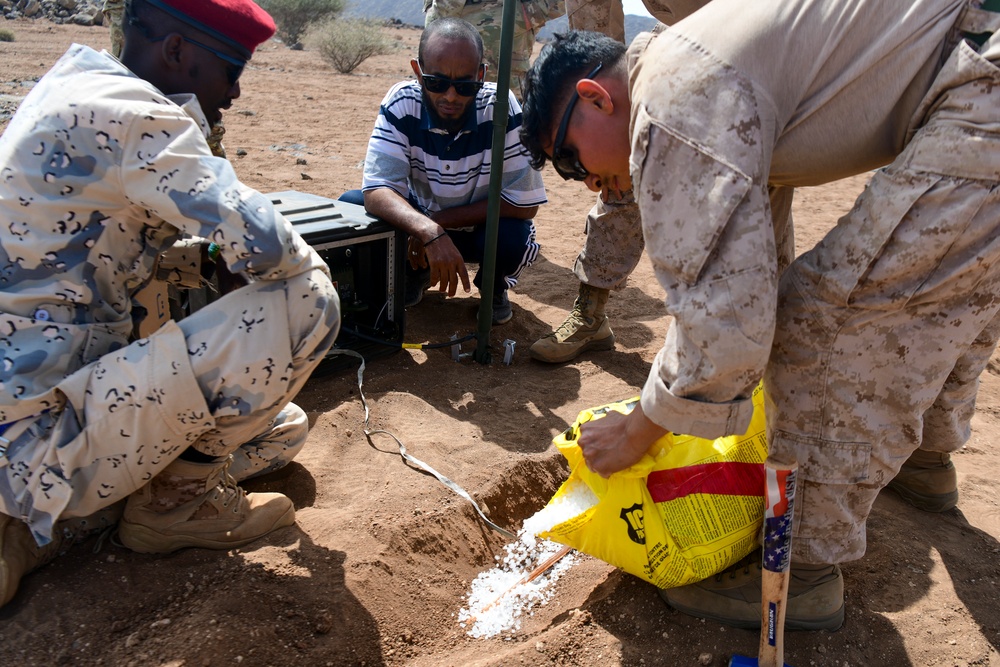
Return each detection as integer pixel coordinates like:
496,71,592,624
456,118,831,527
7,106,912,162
343,18,546,325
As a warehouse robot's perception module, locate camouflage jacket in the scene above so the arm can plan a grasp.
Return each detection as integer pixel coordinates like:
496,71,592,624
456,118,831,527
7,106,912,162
628,0,977,438
0,45,328,426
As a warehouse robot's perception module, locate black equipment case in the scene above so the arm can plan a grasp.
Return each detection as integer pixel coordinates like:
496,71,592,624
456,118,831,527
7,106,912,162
267,190,405,375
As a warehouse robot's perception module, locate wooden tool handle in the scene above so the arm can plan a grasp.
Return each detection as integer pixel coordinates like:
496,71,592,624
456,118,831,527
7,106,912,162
758,460,798,667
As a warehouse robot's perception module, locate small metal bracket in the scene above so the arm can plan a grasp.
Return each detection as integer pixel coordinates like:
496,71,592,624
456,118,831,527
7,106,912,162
451,334,475,362
502,338,516,365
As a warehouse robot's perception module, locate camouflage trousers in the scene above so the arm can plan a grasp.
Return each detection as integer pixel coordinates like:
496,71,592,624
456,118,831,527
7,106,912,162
767,37,1000,564
566,0,681,40
103,0,125,56
566,0,625,41
572,190,643,290
425,0,565,96
0,270,340,544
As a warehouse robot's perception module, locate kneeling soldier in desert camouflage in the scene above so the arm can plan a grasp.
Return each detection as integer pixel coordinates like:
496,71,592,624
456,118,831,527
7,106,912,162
0,0,341,608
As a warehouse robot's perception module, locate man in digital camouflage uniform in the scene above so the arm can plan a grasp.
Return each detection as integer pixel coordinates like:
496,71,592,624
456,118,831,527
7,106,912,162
551,0,964,547
424,0,565,97
0,0,341,609
521,0,999,631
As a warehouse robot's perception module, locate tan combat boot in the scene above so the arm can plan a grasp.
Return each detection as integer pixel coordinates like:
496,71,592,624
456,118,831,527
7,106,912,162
0,515,62,608
887,449,958,512
529,283,615,363
658,550,845,631
118,456,295,554
1,501,123,608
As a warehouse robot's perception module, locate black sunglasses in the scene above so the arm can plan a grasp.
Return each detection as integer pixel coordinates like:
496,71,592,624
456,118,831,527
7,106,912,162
126,11,246,86
416,62,485,97
551,62,603,181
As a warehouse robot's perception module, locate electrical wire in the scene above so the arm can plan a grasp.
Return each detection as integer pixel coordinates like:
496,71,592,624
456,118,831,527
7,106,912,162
330,348,515,540
338,325,475,350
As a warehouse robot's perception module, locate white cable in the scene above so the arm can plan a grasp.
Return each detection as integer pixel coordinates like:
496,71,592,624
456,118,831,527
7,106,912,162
328,349,515,540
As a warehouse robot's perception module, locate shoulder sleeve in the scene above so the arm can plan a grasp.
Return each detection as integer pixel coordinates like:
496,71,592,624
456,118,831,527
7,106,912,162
362,83,417,198
119,106,326,281
633,105,774,439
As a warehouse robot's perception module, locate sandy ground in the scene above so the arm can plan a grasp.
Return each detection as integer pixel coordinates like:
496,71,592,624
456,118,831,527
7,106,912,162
1,19,999,667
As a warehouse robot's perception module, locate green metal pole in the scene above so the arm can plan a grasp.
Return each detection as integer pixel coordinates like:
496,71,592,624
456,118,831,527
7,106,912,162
473,0,517,364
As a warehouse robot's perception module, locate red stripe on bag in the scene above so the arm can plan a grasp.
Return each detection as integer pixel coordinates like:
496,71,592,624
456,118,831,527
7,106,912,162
646,462,765,503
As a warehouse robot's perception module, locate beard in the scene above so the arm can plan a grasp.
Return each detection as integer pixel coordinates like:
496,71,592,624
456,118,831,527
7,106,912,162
422,89,472,135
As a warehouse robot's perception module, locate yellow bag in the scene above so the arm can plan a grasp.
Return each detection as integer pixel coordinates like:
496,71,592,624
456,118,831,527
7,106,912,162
538,384,768,589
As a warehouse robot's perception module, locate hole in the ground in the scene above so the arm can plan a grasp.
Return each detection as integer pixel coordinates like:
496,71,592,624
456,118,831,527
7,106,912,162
382,450,570,568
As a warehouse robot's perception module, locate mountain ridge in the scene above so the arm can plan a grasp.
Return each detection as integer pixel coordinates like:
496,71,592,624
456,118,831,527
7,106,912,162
343,0,658,44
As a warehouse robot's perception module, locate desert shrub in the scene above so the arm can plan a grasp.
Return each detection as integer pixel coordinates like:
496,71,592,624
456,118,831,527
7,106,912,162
258,0,344,49
0,28,14,42
310,18,394,74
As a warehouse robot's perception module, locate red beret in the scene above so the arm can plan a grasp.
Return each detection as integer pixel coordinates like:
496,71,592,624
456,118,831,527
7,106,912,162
145,0,276,59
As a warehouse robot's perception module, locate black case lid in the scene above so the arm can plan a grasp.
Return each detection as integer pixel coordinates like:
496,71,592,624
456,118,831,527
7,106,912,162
268,190,393,244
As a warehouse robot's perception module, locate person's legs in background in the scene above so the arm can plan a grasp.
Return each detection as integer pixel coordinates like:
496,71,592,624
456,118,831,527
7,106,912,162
528,190,642,362
566,0,625,41
888,310,1000,511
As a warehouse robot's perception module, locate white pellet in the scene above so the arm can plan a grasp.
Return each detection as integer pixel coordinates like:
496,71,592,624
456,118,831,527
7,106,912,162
457,481,597,638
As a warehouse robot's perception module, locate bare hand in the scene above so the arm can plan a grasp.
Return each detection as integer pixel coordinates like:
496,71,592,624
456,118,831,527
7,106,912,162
420,233,470,297
577,405,667,478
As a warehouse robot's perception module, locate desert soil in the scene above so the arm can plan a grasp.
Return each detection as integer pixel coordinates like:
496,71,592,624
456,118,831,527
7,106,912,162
1,19,999,667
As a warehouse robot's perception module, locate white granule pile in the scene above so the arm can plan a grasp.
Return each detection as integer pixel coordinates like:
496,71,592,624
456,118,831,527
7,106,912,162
458,480,598,639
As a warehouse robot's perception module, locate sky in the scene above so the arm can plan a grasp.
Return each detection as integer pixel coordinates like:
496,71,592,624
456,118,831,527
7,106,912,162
622,0,654,18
